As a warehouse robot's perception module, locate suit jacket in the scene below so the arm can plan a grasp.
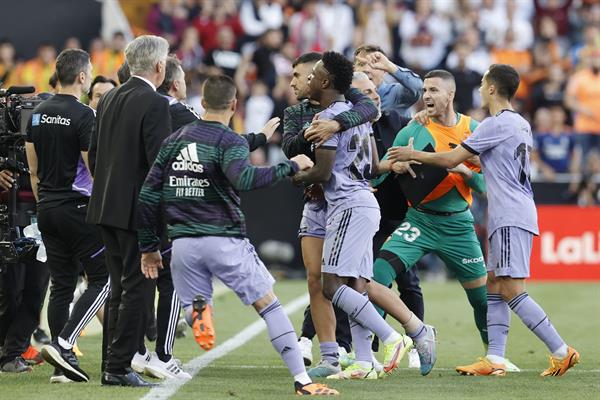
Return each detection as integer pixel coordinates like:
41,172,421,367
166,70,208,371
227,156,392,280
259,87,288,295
87,77,171,230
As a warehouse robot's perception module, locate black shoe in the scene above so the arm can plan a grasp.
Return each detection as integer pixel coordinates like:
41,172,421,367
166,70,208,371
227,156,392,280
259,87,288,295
0,357,32,373
101,369,158,387
33,328,51,345
41,343,89,382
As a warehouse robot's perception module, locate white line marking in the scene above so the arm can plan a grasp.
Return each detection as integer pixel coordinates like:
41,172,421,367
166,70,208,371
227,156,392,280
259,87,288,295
222,365,600,374
141,293,309,400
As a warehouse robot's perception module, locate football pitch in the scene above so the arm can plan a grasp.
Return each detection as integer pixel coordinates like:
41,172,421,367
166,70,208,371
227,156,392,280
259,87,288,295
1,280,598,399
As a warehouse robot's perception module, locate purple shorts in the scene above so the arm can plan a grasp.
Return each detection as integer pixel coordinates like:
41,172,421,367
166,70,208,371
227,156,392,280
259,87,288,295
170,236,275,307
487,226,533,278
298,200,327,239
322,207,380,280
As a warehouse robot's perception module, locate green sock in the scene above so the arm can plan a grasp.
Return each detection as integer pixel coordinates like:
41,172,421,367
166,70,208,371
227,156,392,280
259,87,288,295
465,285,488,345
372,258,397,317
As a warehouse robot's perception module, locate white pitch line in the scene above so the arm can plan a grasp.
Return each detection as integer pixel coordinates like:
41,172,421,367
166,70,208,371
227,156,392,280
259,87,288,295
223,365,600,374
141,293,309,400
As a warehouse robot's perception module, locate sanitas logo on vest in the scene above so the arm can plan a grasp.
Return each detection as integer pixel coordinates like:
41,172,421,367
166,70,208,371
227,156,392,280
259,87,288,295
172,143,204,172
38,114,71,126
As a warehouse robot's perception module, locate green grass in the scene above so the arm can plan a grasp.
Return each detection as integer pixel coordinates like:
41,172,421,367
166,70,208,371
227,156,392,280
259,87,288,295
2,281,599,399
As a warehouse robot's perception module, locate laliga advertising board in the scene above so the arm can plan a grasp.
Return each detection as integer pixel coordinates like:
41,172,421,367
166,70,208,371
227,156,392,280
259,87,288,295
531,206,600,281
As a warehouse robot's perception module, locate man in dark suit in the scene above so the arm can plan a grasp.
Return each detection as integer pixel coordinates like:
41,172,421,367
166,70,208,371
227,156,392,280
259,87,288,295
87,35,171,387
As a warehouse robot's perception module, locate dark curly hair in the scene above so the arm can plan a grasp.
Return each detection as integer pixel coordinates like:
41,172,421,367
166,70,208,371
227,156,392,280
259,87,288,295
321,51,353,94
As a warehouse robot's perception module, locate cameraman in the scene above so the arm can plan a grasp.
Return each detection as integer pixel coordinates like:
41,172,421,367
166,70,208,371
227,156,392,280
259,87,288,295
0,169,49,373
25,48,109,383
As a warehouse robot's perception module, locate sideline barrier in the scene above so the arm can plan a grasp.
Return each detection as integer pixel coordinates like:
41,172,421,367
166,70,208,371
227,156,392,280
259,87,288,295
531,206,600,281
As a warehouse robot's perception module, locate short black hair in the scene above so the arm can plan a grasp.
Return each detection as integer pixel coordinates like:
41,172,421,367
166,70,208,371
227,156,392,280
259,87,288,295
423,69,455,82
157,56,183,94
354,44,385,58
292,52,322,68
321,51,353,93
55,49,90,86
486,64,520,100
88,75,117,98
48,71,59,89
202,75,236,110
117,61,130,84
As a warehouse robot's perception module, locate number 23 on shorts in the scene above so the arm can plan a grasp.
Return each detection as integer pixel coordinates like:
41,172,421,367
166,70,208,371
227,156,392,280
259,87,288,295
392,222,421,243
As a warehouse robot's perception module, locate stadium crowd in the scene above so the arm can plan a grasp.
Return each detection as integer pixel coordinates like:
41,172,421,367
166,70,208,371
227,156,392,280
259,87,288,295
1,0,599,199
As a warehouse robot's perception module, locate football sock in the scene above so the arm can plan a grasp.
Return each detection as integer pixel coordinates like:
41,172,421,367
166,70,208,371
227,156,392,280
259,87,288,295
508,292,567,357
372,258,397,317
486,293,510,358
259,298,306,377
332,285,394,343
319,342,339,365
465,285,489,345
402,312,426,342
349,320,373,363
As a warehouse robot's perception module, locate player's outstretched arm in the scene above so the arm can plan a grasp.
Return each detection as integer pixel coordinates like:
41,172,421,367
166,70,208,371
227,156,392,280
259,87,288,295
388,137,473,169
292,147,336,185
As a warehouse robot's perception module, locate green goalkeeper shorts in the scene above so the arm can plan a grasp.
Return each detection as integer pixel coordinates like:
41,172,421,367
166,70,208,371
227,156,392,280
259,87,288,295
377,208,486,283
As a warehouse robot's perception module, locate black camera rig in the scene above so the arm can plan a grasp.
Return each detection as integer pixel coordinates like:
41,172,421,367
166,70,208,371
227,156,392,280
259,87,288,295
0,85,43,273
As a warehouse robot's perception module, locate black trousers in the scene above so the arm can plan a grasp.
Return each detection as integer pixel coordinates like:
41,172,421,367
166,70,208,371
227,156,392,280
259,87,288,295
100,226,153,374
147,247,180,362
38,201,109,346
0,259,49,364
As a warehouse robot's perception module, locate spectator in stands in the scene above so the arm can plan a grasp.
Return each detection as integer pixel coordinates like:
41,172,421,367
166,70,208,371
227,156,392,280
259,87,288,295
532,106,579,181
534,0,572,38
288,0,326,56
318,0,355,56
571,25,600,67
193,0,243,53
176,26,204,73
0,39,16,87
91,32,126,82
13,42,56,93
146,0,189,48
239,0,284,43
485,0,534,51
356,0,394,56
204,26,242,78
565,49,600,162
446,27,490,76
244,80,274,136
531,64,567,111
399,0,452,72
63,37,82,50
251,28,282,90
447,42,482,114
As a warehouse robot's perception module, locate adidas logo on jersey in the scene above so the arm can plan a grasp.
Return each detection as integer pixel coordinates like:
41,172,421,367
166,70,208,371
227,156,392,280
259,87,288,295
172,143,204,172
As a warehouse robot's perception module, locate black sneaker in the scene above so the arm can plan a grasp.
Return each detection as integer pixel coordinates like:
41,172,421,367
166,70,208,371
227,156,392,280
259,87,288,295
41,343,89,382
0,357,32,373
33,328,51,345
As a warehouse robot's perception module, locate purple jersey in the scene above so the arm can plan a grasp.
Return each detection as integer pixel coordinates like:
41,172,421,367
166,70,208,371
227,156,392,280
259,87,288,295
320,101,379,217
462,110,539,237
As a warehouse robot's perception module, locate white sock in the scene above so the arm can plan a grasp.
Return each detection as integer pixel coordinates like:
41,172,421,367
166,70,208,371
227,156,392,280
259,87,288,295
486,354,506,364
294,372,311,385
382,331,401,345
58,336,73,350
355,360,373,369
552,343,568,359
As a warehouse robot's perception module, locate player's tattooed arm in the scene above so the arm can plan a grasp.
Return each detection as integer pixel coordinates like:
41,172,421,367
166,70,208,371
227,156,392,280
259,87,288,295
292,147,336,185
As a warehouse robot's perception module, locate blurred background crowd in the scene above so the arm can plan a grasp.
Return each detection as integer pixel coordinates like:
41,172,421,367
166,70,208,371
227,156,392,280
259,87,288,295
1,0,599,206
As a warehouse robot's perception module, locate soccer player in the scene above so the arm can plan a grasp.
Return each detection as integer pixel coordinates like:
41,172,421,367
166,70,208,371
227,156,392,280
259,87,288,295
371,70,489,358
137,75,338,395
282,52,378,376
388,64,580,377
292,51,412,380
